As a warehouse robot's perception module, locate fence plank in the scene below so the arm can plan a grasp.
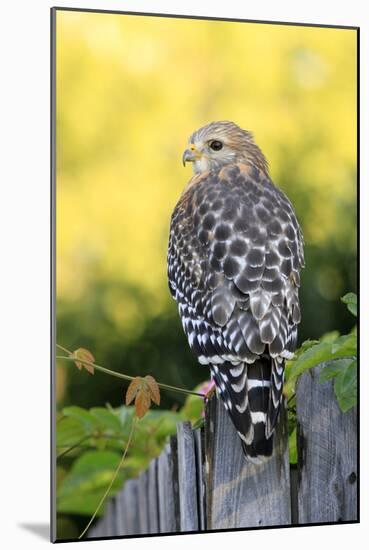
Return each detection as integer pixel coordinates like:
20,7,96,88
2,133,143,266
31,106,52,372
114,483,128,536
170,436,181,529
193,428,206,530
87,515,105,539
157,440,179,533
290,466,299,525
95,509,108,538
147,459,160,534
105,499,117,536
118,479,140,536
205,394,291,529
138,470,149,534
177,422,199,531
296,366,358,523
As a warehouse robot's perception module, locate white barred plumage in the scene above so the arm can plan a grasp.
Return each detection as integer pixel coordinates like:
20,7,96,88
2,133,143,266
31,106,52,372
167,121,304,462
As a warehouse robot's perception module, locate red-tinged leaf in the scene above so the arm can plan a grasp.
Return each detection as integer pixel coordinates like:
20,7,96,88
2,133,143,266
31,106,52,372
135,388,151,419
144,375,160,406
125,377,142,406
73,348,95,375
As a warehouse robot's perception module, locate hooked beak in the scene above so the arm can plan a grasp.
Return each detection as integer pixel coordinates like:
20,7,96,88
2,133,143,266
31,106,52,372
182,146,200,166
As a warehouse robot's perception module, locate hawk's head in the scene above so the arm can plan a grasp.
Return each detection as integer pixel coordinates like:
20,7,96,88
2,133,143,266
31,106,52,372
182,121,268,176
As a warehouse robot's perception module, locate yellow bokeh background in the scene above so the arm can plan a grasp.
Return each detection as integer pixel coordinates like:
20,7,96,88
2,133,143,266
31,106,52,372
56,11,356,311
55,11,356,416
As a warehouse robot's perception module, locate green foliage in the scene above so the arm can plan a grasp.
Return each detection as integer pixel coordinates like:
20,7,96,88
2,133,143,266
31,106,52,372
286,390,297,465
62,406,101,432
319,358,357,412
90,407,123,433
56,388,206,529
286,292,357,465
178,393,203,424
180,381,211,423
57,417,86,449
288,427,298,465
341,292,357,317
333,359,357,412
285,330,356,398
318,358,353,383
285,293,357,413
58,451,124,516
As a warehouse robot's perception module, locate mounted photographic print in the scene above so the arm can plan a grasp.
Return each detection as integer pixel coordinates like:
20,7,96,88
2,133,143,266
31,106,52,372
51,7,359,542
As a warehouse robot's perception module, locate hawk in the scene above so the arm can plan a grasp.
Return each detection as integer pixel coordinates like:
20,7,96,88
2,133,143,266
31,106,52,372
167,121,304,463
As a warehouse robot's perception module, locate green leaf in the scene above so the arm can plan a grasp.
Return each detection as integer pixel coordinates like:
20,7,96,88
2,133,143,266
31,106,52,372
181,393,204,423
284,340,319,380
334,359,357,412
331,332,357,356
285,342,335,394
118,405,135,428
289,427,297,465
90,407,122,433
319,359,354,383
285,332,357,396
57,416,88,447
148,411,182,439
181,394,205,424
58,450,123,494
295,339,320,355
121,454,149,476
57,450,123,516
181,380,215,424
320,330,340,344
62,406,100,432
341,293,357,317
56,466,68,489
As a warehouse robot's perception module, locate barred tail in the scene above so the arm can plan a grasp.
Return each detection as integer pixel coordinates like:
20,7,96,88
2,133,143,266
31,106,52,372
210,357,284,463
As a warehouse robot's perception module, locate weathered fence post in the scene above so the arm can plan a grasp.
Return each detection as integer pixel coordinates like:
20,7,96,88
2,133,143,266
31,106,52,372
147,459,160,533
296,365,358,523
138,469,149,533
205,394,291,529
193,428,206,530
176,421,200,531
114,478,140,536
157,439,180,533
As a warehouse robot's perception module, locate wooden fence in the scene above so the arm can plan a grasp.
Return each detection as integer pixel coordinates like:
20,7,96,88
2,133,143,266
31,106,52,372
88,366,358,538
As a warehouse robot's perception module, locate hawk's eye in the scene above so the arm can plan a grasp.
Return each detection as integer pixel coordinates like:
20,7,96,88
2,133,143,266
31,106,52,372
209,140,223,151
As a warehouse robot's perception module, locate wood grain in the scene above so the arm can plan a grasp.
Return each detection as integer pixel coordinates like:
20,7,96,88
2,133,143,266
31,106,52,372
138,469,149,534
193,427,206,530
157,441,179,533
296,366,358,523
147,458,160,533
205,394,291,529
115,479,140,536
177,422,199,531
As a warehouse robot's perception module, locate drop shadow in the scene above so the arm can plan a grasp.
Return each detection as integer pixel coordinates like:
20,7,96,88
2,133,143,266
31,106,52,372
18,523,49,541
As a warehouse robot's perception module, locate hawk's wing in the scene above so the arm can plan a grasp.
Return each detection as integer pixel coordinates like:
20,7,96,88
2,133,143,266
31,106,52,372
168,163,304,444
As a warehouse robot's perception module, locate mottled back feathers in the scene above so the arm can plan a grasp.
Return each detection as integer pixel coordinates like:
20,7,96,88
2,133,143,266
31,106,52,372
168,160,304,461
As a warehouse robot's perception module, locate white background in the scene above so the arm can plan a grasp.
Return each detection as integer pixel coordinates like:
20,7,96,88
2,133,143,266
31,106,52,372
0,0,366,548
